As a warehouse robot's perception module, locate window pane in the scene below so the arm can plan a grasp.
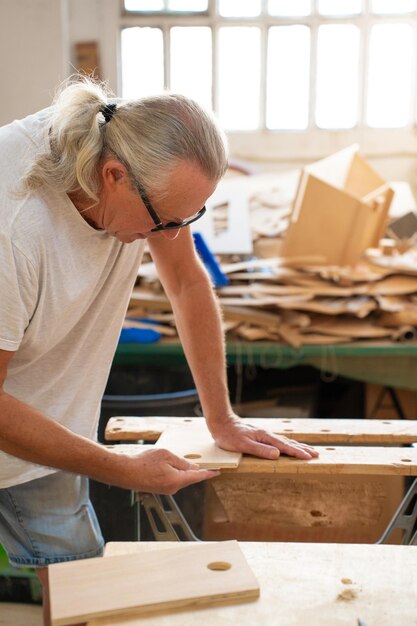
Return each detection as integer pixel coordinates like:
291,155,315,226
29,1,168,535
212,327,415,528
266,26,310,129
125,0,207,10
218,27,261,130
121,27,164,99
318,0,362,15
367,24,413,127
371,0,416,13
268,0,311,16
170,27,212,110
315,25,360,129
218,0,261,17
168,0,207,10
125,0,163,11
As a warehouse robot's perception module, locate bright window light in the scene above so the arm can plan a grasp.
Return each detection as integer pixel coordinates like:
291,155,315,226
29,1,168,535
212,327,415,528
266,25,310,129
268,0,311,16
218,0,261,17
367,24,413,127
168,0,207,10
318,0,362,15
125,0,163,11
315,24,360,129
170,27,212,110
124,0,208,10
121,27,164,98
218,27,261,130
371,0,416,13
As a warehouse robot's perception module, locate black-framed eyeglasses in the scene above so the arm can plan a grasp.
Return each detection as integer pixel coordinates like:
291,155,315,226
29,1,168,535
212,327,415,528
132,176,206,232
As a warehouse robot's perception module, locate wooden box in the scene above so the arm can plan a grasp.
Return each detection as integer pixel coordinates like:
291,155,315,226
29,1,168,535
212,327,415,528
282,145,394,266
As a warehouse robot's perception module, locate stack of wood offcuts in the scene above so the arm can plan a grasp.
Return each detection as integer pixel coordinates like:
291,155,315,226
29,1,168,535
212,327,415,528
126,145,417,348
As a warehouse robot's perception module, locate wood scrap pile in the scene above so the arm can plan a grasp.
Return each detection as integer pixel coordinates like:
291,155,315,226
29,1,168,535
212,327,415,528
125,169,417,347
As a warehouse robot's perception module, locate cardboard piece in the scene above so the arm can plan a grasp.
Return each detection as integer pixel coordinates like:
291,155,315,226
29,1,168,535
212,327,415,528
48,541,259,625
193,177,253,254
283,145,394,266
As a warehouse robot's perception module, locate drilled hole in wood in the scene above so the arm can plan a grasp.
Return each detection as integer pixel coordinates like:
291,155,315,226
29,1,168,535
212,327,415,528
341,578,353,585
183,419,193,422
326,447,336,451
382,421,391,424
282,420,292,423
401,458,412,462
115,418,124,422
283,429,293,433
320,429,331,432
112,427,122,432
207,561,232,571
184,453,202,459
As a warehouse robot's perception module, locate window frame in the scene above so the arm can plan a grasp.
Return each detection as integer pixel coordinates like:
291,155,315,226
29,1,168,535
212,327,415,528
117,0,417,162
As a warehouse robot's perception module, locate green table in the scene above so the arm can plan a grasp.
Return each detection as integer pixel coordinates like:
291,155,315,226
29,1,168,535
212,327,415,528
115,340,417,392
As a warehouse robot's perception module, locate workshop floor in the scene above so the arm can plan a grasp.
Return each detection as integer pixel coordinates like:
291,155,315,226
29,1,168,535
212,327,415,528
0,602,42,625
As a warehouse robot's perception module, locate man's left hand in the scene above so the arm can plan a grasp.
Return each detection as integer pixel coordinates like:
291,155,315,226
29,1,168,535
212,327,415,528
210,416,319,460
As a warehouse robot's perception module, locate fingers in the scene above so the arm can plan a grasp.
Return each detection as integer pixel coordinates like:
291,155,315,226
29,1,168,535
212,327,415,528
175,468,220,490
260,431,318,459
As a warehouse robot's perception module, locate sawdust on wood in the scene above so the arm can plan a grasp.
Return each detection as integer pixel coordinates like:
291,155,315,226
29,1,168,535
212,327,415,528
337,588,358,601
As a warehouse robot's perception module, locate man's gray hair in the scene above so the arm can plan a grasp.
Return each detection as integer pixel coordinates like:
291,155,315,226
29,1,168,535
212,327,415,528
23,76,228,203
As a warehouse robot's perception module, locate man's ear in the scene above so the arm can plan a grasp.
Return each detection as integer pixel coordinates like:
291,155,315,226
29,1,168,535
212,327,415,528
101,159,128,190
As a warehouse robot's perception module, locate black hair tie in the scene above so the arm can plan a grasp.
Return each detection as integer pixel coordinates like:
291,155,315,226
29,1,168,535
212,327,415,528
101,103,117,123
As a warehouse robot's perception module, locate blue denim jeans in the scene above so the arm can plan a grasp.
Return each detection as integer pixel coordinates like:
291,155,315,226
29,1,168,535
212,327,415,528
0,471,104,568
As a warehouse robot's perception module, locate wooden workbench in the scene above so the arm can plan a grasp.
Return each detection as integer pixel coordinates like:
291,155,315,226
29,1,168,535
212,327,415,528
105,415,417,445
86,541,417,626
105,417,417,543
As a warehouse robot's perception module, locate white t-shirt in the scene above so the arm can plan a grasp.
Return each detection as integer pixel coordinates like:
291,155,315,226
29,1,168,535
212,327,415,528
0,109,145,487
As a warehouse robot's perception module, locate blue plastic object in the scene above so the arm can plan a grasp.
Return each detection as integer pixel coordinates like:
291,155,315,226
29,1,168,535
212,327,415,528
193,232,230,288
119,319,161,344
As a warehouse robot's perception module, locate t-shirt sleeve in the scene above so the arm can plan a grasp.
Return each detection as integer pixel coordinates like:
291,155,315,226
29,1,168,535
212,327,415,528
0,232,38,351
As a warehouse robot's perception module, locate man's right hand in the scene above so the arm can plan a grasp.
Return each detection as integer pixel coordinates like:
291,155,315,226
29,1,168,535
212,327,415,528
113,447,220,494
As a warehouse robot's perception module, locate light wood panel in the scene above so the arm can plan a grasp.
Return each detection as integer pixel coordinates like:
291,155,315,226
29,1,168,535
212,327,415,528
87,541,417,626
0,603,42,626
105,443,417,476
105,415,417,445
154,423,241,469
48,541,259,626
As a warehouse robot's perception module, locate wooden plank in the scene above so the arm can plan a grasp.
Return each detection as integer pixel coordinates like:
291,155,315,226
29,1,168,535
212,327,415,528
154,423,242,469
0,603,42,626
88,541,417,626
49,541,259,626
105,415,417,445
231,445,417,475
106,442,417,476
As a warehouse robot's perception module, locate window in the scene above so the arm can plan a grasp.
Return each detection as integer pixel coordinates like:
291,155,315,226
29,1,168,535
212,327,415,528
120,0,417,158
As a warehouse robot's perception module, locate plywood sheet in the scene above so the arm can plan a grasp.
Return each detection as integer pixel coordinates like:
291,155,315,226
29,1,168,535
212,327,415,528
49,541,259,626
154,422,241,469
105,415,417,445
89,541,417,626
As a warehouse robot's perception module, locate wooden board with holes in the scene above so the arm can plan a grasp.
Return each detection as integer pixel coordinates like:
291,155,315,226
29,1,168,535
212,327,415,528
49,541,259,626
105,443,417,476
87,541,417,626
105,415,417,445
153,422,241,469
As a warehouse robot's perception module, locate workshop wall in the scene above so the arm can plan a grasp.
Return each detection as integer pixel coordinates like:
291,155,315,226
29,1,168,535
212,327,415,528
1,0,416,191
